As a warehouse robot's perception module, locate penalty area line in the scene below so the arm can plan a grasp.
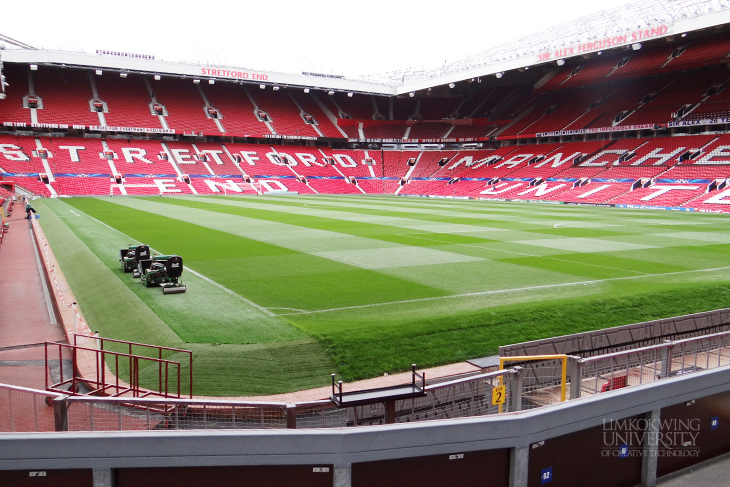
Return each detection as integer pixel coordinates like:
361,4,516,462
278,266,730,316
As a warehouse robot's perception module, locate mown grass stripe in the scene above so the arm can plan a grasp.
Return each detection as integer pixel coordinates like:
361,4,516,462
62,197,448,310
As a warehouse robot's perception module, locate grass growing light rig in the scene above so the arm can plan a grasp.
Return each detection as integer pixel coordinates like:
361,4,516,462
137,254,187,294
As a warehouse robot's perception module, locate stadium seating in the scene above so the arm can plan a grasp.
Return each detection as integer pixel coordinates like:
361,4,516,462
96,73,162,129
288,90,346,138
447,123,498,139
407,122,451,140
418,97,462,121
41,137,111,175
662,34,730,71
362,123,408,140
251,88,320,137
527,90,611,134
164,141,220,176
382,150,419,179
0,135,41,174
357,178,400,195
201,83,270,137
610,183,707,207
542,35,730,92
3,26,730,211
407,151,459,178
55,176,115,196
150,77,220,134
0,63,31,124
324,92,377,120
33,67,100,126
223,142,299,178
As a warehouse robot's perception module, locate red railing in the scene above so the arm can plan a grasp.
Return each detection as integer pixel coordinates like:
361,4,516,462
45,335,192,400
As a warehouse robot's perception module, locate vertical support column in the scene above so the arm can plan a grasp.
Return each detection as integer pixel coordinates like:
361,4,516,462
384,401,396,424
509,367,523,413
569,356,582,400
93,469,113,487
660,341,673,379
333,464,352,487
509,445,529,487
641,409,660,487
53,396,69,432
286,403,297,429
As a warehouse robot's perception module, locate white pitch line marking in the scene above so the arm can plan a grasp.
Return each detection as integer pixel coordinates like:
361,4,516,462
278,266,730,316
69,210,80,217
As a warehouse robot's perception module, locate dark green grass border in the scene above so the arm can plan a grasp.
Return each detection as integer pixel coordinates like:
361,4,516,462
305,282,730,380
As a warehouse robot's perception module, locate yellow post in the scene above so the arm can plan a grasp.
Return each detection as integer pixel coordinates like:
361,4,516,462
498,354,569,413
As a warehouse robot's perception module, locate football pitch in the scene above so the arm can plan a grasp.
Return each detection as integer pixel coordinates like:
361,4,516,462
33,194,730,396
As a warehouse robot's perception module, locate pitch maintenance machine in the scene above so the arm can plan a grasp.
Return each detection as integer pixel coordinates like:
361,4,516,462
137,254,187,294
119,244,151,277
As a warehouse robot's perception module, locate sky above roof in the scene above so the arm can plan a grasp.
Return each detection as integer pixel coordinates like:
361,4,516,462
2,0,634,77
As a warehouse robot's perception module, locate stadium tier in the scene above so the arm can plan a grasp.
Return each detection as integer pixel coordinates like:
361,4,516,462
95,73,163,129
3,132,730,209
2,19,730,212
288,89,346,138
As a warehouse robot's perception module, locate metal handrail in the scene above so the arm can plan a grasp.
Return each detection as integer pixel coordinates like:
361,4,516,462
578,330,730,363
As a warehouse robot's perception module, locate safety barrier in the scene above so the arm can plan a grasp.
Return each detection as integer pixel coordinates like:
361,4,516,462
0,384,65,432
4,331,730,432
572,330,730,399
46,369,514,432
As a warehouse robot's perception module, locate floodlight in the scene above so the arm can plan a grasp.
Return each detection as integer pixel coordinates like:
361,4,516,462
208,79,215,85
556,59,565,66
681,32,687,37
632,43,642,50
95,69,103,76
193,79,200,84
303,88,310,93
154,75,161,80
328,90,335,95
260,84,265,89
120,72,128,78
29,64,37,71
495,72,503,78
273,86,280,91
448,83,455,88
409,92,415,97
347,92,353,97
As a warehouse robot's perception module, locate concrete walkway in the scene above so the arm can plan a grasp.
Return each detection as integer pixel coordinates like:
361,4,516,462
0,208,65,390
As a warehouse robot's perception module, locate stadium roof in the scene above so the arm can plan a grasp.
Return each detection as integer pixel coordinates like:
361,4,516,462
366,0,730,89
2,0,730,96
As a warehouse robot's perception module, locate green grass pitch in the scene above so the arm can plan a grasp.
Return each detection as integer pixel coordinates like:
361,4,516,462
33,195,730,396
